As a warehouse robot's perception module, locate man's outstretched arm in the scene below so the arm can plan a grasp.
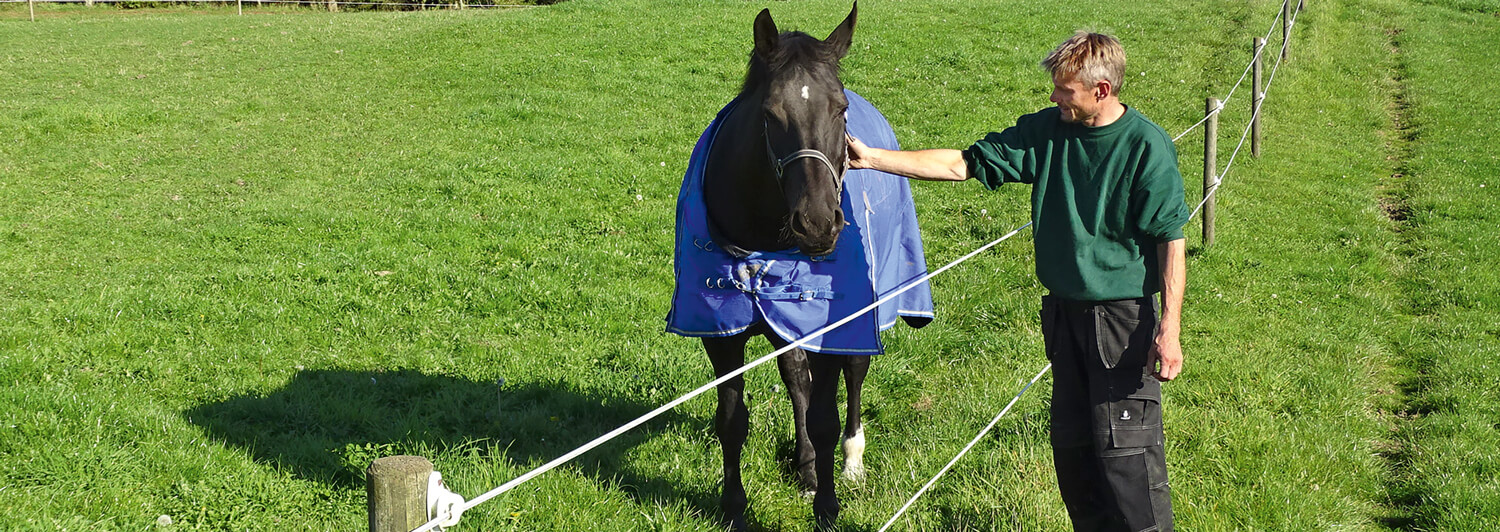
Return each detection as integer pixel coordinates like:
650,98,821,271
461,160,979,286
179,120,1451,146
847,135,969,182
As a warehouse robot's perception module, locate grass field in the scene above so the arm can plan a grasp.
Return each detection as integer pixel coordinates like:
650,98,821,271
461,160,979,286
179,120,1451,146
1,0,1496,530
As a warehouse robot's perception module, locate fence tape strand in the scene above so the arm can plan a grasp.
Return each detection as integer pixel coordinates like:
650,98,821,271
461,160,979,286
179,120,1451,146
877,363,1053,532
1172,0,1288,142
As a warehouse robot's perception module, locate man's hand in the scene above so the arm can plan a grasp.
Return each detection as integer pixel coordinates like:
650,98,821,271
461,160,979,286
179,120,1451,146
846,134,875,170
843,134,968,182
1149,330,1183,382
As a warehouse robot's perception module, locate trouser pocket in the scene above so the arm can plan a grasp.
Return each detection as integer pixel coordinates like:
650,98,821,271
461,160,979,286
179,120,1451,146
1099,443,1173,532
1093,298,1154,370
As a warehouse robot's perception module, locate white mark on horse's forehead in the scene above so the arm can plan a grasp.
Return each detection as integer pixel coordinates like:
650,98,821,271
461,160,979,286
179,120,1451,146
801,85,810,100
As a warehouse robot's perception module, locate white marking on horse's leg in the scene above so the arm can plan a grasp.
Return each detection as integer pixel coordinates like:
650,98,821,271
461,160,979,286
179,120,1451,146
841,425,866,483
801,85,810,100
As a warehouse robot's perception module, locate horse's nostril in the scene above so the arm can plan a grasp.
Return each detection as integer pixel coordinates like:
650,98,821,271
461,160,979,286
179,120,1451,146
790,214,810,235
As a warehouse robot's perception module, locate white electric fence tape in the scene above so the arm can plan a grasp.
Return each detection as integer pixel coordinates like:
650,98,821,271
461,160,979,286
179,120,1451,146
1172,0,1288,143
877,363,1053,532
1192,0,1298,221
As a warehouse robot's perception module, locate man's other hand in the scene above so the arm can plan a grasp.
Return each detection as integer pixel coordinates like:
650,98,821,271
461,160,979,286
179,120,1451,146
1150,332,1183,382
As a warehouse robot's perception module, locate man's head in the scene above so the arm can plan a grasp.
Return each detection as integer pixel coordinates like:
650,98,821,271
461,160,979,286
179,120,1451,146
1041,31,1126,125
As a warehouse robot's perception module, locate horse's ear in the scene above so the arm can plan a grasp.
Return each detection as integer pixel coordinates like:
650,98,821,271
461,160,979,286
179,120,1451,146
754,8,779,60
826,2,857,59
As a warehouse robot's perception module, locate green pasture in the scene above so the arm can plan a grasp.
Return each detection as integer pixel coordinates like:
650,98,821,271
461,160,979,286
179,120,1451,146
0,0,1496,530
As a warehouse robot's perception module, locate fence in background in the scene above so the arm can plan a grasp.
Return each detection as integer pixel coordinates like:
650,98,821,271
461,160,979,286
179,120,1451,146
7,0,534,20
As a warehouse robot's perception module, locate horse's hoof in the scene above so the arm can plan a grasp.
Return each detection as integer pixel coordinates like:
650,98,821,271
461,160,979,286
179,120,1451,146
840,428,866,484
800,489,817,501
721,486,748,531
813,493,840,531
840,462,866,484
796,468,818,493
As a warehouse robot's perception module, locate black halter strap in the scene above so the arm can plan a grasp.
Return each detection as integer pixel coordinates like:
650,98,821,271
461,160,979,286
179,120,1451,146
763,120,847,191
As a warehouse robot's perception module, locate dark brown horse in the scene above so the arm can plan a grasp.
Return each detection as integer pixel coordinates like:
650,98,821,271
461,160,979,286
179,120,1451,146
699,5,862,530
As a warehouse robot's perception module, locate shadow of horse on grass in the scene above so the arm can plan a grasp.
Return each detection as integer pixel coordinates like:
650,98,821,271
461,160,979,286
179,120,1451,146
184,369,717,518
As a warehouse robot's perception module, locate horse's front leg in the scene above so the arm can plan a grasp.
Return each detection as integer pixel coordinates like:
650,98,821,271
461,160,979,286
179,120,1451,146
703,334,753,532
841,355,871,483
766,334,817,494
807,352,844,530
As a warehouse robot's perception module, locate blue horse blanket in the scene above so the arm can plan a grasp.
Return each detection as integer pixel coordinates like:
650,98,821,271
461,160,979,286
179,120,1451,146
665,90,933,355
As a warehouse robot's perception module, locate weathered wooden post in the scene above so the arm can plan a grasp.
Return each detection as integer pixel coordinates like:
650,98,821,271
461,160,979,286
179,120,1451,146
1252,37,1265,157
237,0,242,15
1282,0,1292,62
1204,97,1219,247
368,455,432,532
29,0,35,22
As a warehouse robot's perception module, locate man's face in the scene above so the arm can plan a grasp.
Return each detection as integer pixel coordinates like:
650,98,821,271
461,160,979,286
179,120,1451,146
1050,73,1103,124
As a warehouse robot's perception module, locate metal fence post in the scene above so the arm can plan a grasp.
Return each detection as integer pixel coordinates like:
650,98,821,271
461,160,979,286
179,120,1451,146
1204,97,1219,247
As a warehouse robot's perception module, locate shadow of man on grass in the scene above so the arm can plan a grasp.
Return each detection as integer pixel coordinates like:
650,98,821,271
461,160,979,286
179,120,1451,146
184,368,716,520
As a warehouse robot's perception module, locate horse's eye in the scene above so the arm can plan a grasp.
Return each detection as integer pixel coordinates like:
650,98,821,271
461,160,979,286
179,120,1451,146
763,110,784,129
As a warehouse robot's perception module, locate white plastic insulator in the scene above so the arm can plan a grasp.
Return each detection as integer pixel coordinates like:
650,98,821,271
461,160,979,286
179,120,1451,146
427,471,466,529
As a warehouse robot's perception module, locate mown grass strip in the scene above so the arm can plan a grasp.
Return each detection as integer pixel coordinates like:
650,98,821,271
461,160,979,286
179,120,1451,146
1372,0,1500,529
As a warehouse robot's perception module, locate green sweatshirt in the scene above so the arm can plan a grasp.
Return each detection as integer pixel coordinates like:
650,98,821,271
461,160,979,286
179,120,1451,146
964,105,1189,301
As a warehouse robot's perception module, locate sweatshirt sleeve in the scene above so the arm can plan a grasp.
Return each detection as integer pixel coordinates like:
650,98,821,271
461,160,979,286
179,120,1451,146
1132,136,1191,242
963,121,1034,189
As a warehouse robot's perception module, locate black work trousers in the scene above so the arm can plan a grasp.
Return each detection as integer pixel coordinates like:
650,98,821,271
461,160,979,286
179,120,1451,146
1041,295,1173,532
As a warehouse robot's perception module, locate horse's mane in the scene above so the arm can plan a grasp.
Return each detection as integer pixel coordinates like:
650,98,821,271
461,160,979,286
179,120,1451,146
742,31,843,95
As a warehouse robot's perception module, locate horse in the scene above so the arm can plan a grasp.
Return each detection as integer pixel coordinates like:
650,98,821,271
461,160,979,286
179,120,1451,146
665,4,932,529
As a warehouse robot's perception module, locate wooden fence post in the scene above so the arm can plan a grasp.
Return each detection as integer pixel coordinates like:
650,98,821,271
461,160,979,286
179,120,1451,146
237,0,242,15
1252,37,1265,157
1204,97,1219,247
368,455,432,532
1282,0,1292,62
29,0,35,22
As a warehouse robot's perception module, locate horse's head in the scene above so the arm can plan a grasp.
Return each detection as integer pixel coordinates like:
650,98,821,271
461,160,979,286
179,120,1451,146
748,4,857,257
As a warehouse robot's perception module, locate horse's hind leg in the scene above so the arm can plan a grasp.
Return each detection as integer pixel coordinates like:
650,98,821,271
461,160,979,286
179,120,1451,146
807,352,844,530
703,333,753,532
765,334,817,494
841,355,872,483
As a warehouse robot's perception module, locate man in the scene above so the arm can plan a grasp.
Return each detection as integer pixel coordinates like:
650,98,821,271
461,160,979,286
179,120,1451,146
847,31,1187,531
